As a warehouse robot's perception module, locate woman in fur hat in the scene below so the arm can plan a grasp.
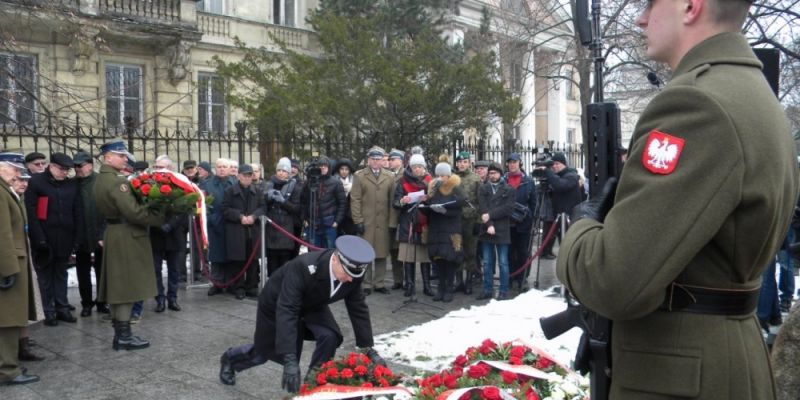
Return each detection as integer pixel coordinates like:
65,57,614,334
424,156,465,302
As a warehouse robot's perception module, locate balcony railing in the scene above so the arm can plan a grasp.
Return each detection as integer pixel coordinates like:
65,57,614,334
98,0,182,22
197,11,311,51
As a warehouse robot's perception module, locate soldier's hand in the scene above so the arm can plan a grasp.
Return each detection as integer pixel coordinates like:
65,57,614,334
570,178,617,224
364,348,387,367
0,274,16,291
281,354,301,393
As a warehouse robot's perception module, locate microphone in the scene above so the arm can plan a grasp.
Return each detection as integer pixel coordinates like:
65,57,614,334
646,72,662,88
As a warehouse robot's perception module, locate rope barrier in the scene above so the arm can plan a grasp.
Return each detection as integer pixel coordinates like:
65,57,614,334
508,215,561,278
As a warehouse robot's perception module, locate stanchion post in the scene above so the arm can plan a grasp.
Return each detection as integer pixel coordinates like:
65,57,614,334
259,215,268,292
187,214,195,287
558,212,568,297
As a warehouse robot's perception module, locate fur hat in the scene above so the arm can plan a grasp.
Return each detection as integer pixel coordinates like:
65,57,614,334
276,157,292,173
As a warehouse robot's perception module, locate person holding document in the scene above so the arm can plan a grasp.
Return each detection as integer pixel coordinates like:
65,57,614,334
393,153,433,297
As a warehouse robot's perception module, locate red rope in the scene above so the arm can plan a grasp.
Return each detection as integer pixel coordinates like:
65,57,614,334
508,215,561,278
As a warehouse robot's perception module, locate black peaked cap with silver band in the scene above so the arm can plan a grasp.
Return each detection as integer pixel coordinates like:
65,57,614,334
335,235,375,278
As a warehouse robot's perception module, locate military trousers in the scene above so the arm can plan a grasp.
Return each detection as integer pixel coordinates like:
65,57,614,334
460,219,477,272
0,327,21,383
111,303,134,322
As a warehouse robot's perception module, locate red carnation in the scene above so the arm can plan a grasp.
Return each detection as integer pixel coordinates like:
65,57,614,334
326,368,339,378
443,373,458,389
316,373,327,385
510,346,526,358
526,387,541,400
139,173,150,181
459,393,472,400
322,360,335,369
378,378,389,387
140,184,151,196
340,368,354,379
361,382,373,388
299,383,309,394
481,386,502,400
131,178,141,189
481,339,497,350
467,364,490,379
501,370,518,384
428,373,443,387
451,366,463,377
535,357,554,370
354,365,367,376
160,185,172,195
479,344,494,355
360,354,371,364
509,356,523,365
454,354,468,367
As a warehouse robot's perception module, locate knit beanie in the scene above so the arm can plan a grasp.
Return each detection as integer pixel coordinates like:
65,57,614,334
435,162,452,176
276,157,292,173
409,154,426,167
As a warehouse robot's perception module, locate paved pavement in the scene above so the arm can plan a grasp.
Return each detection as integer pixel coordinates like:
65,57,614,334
2,259,561,400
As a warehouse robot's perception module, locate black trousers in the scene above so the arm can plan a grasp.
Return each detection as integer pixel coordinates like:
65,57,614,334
541,221,561,256
509,233,532,284
36,257,70,317
75,248,105,308
267,249,294,277
226,322,341,374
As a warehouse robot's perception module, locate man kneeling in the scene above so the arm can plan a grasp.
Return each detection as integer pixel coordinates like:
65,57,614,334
218,235,386,392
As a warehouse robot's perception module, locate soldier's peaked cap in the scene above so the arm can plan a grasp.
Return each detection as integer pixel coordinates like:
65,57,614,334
0,150,25,170
99,139,134,159
335,235,375,278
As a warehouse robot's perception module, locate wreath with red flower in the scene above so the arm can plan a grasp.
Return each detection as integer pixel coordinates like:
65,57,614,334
298,351,405,397
130,171,208,215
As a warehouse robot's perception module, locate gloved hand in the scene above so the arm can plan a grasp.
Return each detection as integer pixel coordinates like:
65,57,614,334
364,347,387,367
429,204,447,214
355,224,365,236
281,353,301,393
269,189,286,204
570,178,618,224
160,223,173,233
0,274,16,291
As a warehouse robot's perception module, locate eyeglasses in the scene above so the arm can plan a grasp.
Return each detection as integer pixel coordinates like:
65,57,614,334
31,161,46,166
54,165,72,172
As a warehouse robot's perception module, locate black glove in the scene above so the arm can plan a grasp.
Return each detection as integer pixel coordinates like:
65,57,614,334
364,347,387,367
355,224,365,236
0,274,16,291
281,353,301,393
570,178,618,224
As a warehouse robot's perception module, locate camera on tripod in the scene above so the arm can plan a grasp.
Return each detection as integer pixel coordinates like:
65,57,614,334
532,154,553,180
305,157,323,184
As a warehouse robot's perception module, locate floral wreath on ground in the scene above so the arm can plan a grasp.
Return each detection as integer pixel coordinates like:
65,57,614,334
292,340,587,400
413,339,588,400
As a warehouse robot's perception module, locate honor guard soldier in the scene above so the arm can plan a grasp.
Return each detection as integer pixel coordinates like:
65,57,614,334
0,150,40,386
218,235,387,393
93,139,164,350
556,0,799,398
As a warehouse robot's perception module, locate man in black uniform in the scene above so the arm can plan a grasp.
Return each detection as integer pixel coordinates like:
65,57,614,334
218,235,386,393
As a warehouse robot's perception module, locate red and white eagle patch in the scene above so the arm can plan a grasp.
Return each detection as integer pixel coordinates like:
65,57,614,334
642,130,684,175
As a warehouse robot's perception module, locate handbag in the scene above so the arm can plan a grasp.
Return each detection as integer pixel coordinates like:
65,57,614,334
510,202,530,223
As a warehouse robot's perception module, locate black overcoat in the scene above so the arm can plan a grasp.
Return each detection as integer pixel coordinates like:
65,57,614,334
253,249,374,360
477,181,515,245
25,169,82,258
265,176,303,250
424,175,465,263
221,183,265,262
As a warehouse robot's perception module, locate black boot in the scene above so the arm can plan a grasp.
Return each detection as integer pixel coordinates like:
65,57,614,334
113,321,150,351
442,265,455,303
18,337,45,361
403,263,415,297
432,264,445,302
453,270,465,293
464,270,473,295
219,352,236,385
421,263,434,296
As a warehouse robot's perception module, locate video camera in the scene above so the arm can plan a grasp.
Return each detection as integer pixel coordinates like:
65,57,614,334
304,157,324,184
532,154,553,180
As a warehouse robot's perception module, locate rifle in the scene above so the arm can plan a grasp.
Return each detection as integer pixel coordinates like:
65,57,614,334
539,0,623,399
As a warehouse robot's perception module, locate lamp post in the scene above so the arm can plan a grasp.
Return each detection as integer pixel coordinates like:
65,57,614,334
235,120,247,166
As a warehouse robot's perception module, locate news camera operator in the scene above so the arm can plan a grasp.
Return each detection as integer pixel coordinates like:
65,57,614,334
300,156,346,249
533,152,582,260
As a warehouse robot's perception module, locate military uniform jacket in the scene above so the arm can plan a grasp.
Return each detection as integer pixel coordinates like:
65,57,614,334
94,164,164,304
455,169,480,221
350,168,395,258
0,179,37,327
556,33,799,399
253,250,374,360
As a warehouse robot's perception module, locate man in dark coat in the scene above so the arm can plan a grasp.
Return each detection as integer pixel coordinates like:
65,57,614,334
477,162,515,300
503,153,537,292
200,158,234,295
0,151,40,386
535,152,582,260
218,235,387,393
557,0,798,398
300,156,346,249
25,152,82,326
73,150,109,317
222,164,266,299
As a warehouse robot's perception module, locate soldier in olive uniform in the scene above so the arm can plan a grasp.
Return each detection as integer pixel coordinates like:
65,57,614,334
0,151,40,386
93,140,164,351
454,151,480,294
556,0,798,398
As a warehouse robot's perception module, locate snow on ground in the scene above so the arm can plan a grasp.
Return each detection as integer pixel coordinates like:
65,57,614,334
375,289,583,373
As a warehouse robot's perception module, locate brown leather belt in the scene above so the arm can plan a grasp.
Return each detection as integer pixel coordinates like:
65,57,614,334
660,283,760,316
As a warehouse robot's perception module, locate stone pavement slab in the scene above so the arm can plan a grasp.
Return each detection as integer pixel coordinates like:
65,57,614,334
2,259,559,399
